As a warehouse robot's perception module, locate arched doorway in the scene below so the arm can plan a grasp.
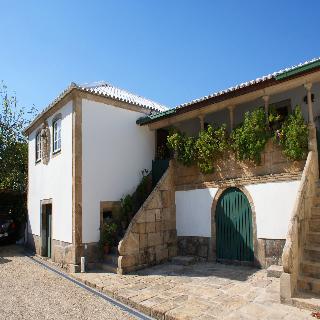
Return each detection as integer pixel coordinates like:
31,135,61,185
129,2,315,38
216,187,254,263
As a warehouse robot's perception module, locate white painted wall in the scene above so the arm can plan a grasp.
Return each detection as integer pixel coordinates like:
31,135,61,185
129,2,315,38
28,101,73,243
176,188,218,237
82,100,155,243
175,180,300,239
246,181,300,239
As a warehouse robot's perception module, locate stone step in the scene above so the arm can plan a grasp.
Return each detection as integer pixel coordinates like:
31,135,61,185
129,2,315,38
298,275,320,295
171,256,197,266
266,265,283,278
307,232,320,246
301,261,320,279
311,206,320,217
304,246,320,262
291,291,320,312
309,219,320,232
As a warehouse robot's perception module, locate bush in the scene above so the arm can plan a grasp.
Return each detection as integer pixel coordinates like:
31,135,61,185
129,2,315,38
275,106,308,160
231,108,269,164
100,222,117,247
195,124,228,174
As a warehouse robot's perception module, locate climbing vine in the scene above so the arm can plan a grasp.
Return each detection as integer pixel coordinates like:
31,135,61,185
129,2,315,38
166,106,308,173
231,108,269,164
275,106,308,161
195,124,228,174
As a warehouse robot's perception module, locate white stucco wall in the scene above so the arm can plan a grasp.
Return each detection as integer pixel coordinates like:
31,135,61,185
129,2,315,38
28,101,73,243
175,180,300,239
246,181,300,239
82,99,155,243
176,188,218,237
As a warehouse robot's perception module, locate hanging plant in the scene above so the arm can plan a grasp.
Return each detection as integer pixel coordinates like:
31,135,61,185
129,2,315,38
231,108,269,164
275,106,308,161
195,124,228,174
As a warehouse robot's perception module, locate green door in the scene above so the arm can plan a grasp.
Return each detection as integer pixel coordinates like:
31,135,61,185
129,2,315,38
216,188,253,262
46,206,52,258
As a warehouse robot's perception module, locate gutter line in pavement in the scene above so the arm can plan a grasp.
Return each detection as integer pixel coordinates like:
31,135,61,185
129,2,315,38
26,254,153,320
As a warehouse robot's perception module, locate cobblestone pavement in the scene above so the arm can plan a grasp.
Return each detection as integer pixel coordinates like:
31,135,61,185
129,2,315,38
0,245,137,320
74,260,315,320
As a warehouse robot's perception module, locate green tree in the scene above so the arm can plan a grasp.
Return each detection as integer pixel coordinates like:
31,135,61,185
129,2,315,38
0,82,37,191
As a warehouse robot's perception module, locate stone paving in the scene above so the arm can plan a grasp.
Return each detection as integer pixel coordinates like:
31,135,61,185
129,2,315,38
73,261,315,320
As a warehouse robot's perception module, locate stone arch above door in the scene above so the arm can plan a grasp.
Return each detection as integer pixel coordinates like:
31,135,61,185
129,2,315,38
210,186,259,266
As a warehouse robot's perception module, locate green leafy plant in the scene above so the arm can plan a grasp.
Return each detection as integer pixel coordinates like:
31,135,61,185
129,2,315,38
231,108,269,164
100,222,117,248
275,106,308,160
195,124,228,174
167,128,196,166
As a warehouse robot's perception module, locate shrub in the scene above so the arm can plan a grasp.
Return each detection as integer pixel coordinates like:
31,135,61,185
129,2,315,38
275,106,308,160
231,108,269,164
195,124,228,174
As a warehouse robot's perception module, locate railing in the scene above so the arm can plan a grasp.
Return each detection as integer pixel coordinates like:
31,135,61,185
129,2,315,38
281,126,318,300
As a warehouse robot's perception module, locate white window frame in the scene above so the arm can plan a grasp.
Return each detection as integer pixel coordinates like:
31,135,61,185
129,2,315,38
35,131,42,163
52,118,62,154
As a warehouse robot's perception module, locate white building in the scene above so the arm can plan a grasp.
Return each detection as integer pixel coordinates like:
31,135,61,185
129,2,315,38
24,82,167,271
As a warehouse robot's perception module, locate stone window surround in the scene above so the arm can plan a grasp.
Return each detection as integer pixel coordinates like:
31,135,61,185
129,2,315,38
52,113,62,155
35,129,42,163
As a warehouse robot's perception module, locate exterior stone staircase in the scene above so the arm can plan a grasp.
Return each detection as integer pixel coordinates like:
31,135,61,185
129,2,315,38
298,182,320,295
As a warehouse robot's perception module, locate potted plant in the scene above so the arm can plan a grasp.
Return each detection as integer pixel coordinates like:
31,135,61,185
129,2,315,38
99,222,117,255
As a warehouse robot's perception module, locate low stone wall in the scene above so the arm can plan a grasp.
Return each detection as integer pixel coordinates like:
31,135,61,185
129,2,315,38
257,238,286,268
177,236,210,259
118,163,177,274
26,232,76,271
174,140,305,190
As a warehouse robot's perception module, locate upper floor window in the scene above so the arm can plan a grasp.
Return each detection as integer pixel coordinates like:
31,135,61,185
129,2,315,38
35,131,42,162
53,118,61,153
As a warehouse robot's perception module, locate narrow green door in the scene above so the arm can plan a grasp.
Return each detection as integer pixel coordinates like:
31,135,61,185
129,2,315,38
46,206,52,258
216,188,253,262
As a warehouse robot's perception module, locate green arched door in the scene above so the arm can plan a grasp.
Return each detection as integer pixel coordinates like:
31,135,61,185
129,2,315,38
216,188,254,262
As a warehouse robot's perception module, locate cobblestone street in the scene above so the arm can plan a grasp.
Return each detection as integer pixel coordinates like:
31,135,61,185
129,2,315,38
74,260,315,320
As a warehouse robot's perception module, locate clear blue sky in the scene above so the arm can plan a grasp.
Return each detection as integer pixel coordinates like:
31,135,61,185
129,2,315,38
1,0,320,114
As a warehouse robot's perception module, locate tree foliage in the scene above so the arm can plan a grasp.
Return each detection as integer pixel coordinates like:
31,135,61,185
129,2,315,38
0,82,37,191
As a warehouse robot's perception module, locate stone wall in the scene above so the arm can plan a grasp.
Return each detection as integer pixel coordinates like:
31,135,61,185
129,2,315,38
26,232,77,271
117,163,177,274
281,147,318,301
177,236,209,259
174,140,305,190
257,239,286,268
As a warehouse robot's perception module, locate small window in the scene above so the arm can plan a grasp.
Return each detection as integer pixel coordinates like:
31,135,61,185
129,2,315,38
53,118,61,153
35,131,42,162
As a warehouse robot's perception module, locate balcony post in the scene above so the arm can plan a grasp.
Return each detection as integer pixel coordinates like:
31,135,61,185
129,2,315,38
228,105,235,131
304,82,315,126
262,95,270,123
198,115,205,131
